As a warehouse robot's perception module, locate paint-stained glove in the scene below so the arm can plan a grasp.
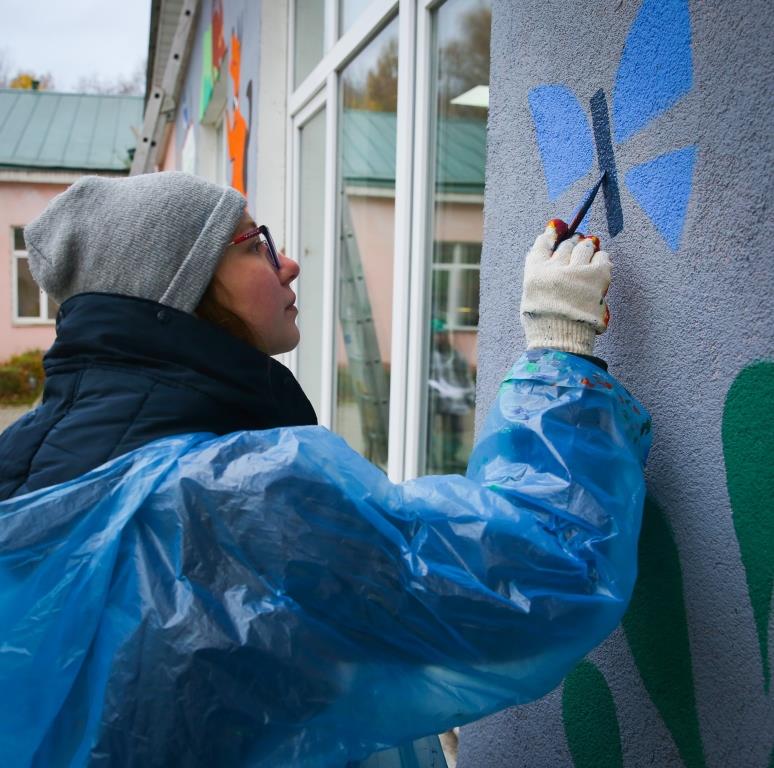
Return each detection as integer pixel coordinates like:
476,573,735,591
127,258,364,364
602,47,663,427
520,220,611,355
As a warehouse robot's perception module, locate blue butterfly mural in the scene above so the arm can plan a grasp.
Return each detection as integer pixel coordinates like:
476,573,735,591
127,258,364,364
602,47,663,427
528,0,696,251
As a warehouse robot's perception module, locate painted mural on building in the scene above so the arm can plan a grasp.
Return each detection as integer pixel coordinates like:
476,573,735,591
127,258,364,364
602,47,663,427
192,0,257,196
226,27,252,196
527,0,695,250
529,1,772,765
199,0,226,120
561,362,774,768
465,0,774,764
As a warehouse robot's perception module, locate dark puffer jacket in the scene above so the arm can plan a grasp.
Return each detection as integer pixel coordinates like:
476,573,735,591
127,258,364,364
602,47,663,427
0,293,317,501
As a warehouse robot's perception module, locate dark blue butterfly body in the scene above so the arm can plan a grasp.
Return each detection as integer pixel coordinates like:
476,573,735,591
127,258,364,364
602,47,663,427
528,0,696,251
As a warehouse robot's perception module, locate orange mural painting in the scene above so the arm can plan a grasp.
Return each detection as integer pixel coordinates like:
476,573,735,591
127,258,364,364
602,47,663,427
226,30,252,197
212,0,226,73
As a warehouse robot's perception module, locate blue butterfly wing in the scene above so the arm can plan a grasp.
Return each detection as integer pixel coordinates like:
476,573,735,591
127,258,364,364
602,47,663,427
613,0,693,144
528,85,594,201
625,146,696,251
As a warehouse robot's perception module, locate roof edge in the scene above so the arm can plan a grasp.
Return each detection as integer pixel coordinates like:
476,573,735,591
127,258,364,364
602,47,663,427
0,88,143,101
0,164,131,172
0,168,128,184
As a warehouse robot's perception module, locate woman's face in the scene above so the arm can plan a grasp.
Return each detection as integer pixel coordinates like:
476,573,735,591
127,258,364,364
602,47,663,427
210,210,300,355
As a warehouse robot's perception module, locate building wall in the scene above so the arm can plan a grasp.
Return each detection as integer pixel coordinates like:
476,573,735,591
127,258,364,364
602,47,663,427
171,0,262,209
159,122,177,171
462,1,774,767
0,181,66,360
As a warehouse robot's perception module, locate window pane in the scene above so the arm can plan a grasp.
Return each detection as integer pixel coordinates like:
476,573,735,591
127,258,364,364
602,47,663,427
339,0,371,36
294,0,326,87
296,107,327,416
454,267,480,327
335,18,398,468
16,257,41,318
430,269,449,319
13,227,26,251
425,0,490,475
459,242,481,264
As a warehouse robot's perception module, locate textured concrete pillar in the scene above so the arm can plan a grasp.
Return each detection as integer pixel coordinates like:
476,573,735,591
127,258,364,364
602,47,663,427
465,0,773,766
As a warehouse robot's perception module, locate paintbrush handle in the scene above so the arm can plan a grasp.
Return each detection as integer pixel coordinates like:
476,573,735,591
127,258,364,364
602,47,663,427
552,172,606,250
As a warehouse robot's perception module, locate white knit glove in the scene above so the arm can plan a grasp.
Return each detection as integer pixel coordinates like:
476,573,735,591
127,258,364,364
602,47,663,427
520,221,611,356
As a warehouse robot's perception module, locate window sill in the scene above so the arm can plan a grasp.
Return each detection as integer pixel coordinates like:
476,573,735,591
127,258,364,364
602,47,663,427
12,319,56,327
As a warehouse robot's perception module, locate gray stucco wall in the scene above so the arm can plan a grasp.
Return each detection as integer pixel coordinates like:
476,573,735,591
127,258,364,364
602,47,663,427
464,1,773,766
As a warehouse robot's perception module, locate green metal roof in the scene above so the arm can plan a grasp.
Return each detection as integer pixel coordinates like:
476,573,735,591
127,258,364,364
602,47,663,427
342,109,487,193
0,89,144,172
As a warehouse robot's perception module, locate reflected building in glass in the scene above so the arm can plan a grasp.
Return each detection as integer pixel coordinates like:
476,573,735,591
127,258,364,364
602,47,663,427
335,19,399,468
425,0,489,474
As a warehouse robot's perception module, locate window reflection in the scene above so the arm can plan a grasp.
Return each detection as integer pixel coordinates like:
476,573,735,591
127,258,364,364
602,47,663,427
335,19,399,468
339,0,372,36
425,0,490,475
296,108,327,416
294,0,326,87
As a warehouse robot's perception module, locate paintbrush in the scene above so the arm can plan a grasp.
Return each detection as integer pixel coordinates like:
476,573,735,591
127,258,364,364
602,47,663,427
553,171,607,250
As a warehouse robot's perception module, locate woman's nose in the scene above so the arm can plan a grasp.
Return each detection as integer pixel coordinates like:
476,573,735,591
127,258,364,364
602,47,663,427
279,251,300,283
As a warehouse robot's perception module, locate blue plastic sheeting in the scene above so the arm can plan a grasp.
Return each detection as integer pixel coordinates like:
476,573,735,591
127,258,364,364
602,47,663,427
0,350,651,767
351,734,447,768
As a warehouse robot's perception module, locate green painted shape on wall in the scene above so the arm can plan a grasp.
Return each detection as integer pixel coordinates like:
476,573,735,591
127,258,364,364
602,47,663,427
199,25,214,122
622,497,706,768
562,661,623,768
722,360,774,693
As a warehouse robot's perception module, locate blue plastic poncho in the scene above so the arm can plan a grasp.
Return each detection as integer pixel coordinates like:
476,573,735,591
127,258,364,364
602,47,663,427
0,350,651,767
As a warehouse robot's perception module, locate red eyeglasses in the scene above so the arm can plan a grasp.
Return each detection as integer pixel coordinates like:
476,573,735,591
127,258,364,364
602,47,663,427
229,224,281,270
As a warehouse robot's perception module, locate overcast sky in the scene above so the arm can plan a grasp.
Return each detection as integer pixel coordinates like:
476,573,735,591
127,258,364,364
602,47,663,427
0,0,152,92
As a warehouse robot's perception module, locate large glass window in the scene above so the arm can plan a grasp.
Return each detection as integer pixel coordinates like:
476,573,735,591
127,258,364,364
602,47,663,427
12,227,57,323
287,0,492,484
294,0,326,87
424,0,490,474
335,18,399,469
295,107,327,415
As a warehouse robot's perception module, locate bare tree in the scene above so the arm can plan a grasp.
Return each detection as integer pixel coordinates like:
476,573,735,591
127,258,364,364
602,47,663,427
0,48,11,88
341,4,491,118
439,3,491,119
76,60,146,96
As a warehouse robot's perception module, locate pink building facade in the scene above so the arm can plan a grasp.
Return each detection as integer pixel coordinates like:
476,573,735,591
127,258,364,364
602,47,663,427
0,89,143,363
0,176,68,359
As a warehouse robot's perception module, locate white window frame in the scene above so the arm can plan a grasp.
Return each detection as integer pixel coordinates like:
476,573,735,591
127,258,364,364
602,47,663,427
11,227,56,325
199,107,228,185
286,90,330,419
215,116,228,186
431,242,482,332
286,0,473,482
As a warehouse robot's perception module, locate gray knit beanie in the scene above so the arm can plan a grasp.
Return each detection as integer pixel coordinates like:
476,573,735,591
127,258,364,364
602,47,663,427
24,171,246,313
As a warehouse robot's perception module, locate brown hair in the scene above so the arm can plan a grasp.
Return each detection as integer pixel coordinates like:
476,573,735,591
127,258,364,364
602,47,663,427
195,279,256,347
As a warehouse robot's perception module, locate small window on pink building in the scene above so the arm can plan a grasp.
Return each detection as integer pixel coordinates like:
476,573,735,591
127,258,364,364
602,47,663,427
12,227,58,323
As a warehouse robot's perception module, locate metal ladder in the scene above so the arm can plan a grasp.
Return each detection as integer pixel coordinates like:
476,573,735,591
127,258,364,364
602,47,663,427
338,197,390,465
